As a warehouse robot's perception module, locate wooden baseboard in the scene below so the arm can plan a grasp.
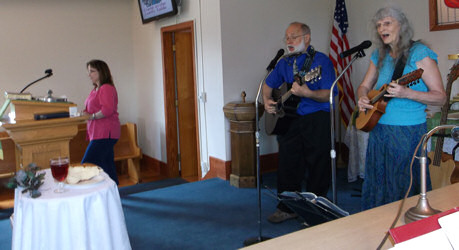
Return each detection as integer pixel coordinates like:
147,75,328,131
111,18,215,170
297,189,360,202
202,156,231,180
202,153,279,180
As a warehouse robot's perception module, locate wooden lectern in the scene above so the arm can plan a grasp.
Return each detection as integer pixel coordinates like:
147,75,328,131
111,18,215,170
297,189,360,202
1,100,85,170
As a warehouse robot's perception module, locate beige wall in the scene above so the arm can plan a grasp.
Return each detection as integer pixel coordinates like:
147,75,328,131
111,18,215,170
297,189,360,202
346,0,459,106
1,0,458,176
0,0,135,122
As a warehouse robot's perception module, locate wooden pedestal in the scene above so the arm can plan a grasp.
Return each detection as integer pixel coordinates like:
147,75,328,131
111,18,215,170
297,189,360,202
228,120,256,188
2,117,86,170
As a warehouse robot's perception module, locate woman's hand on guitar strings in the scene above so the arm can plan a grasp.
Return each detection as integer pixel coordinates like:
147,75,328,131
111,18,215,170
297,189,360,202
358,96,373,112
384,82,408,98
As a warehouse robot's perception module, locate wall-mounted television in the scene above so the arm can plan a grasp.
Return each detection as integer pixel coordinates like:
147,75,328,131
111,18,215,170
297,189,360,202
138,0,178,24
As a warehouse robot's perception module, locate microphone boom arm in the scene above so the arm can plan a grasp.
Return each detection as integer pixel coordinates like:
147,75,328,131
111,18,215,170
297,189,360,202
20,71,53,93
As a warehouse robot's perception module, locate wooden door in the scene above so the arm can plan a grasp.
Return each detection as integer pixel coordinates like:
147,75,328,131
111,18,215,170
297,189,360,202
161,21,200,179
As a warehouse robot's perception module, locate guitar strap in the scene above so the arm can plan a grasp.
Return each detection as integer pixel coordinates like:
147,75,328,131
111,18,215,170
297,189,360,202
386,41,413,102
293,46,316,79
391,41,414,81
391,55,407,81
384,57,406,103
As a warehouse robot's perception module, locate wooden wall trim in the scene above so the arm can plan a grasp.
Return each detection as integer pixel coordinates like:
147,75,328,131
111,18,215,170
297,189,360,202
140,154,167,177
203,156,231,180
202,153,279,180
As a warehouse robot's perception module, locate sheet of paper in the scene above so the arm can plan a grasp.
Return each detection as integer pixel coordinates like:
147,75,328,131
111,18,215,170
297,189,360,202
438,211,459,248
390,229,453,250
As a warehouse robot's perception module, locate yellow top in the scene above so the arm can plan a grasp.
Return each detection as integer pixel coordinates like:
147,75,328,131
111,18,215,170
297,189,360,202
448,54,459,60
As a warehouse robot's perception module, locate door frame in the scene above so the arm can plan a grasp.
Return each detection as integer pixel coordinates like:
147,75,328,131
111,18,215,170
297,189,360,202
160,21,201,179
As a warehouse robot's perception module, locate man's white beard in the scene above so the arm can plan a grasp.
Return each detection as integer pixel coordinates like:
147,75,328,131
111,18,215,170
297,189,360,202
287,40,306,54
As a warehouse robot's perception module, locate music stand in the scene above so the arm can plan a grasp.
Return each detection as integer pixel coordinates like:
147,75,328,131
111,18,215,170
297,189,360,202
278,191,349,226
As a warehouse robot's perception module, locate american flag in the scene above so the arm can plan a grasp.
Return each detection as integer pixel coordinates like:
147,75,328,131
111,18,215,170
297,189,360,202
329,0,356,127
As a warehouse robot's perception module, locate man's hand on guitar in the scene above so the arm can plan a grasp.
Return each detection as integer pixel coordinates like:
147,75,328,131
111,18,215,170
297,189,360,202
358,96,373,112
291,81,310,98
264,99,278,114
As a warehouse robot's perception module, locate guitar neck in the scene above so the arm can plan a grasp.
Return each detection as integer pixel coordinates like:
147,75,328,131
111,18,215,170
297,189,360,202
281,90,293,103
433,67,455,165
370,86,388,104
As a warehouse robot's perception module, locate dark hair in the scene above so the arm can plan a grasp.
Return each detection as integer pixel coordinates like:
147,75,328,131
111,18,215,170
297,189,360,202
86,59,114,88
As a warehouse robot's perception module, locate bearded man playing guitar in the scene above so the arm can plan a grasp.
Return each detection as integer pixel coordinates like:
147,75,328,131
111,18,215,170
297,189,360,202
357,6,446,210
263,22,337,223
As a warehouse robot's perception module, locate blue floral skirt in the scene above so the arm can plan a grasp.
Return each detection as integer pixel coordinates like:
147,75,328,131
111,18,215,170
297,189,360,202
361,123,431,210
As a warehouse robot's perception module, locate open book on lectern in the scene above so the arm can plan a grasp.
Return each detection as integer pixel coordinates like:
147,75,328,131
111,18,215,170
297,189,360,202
1,92,32,118
278,191,349,226
0,99,11,118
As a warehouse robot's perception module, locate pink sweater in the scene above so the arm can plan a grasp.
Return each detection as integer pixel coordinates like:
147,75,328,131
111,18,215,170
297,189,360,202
84,84,120,140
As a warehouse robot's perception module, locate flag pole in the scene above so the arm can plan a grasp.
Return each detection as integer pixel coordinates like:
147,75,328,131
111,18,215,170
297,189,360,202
329,50,365,204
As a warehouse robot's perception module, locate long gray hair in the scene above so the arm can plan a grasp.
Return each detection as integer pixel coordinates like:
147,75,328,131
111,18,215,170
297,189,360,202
371,6,414,69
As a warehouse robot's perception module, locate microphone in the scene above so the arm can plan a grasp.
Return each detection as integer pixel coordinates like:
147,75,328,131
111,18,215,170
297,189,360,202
266,49,285,71
20,69,54,93
340,40,372,58
45,69,53,76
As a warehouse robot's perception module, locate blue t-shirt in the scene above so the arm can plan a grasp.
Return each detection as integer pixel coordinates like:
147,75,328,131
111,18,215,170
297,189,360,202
266,46,337,115
370,42,437,126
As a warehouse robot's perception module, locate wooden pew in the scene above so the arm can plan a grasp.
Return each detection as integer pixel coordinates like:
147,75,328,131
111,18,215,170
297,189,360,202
69,122,143,183
0,131,16,178
1,122,142,183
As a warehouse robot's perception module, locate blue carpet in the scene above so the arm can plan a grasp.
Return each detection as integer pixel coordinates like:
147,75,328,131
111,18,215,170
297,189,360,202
122,178,304,250
0,168,362,250
119,177,188,197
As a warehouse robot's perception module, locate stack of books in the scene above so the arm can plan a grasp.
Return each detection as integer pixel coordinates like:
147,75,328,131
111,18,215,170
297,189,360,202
389,207,459,249
4,92,32,100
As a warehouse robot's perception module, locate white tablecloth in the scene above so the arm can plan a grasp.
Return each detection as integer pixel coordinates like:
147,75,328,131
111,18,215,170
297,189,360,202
12,169,131,250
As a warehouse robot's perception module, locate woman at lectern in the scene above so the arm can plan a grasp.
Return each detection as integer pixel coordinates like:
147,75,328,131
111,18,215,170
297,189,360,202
81,59,120,184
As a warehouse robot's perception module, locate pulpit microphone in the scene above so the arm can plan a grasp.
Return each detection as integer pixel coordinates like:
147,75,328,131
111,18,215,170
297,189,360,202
20,69,53,93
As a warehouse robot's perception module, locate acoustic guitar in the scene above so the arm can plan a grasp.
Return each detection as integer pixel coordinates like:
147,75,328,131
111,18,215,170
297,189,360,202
355,68,424,132
428,60,459,189
265,66,322,135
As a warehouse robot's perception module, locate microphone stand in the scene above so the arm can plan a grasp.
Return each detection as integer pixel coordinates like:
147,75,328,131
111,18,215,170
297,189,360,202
329,50,365,204
404,125,455,223
243,71,271,246
20,72,53,93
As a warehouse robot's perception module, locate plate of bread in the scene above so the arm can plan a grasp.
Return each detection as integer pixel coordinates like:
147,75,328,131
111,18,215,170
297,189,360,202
66,164,104,187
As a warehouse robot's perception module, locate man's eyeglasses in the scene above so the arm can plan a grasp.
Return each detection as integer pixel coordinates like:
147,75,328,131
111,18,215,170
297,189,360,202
283,34,306,43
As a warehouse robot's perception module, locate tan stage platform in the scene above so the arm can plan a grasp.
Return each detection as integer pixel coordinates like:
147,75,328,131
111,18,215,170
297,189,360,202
243,183,459,250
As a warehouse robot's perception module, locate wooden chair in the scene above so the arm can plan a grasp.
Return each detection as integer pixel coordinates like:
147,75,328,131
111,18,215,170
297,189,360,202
69,123,142,183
